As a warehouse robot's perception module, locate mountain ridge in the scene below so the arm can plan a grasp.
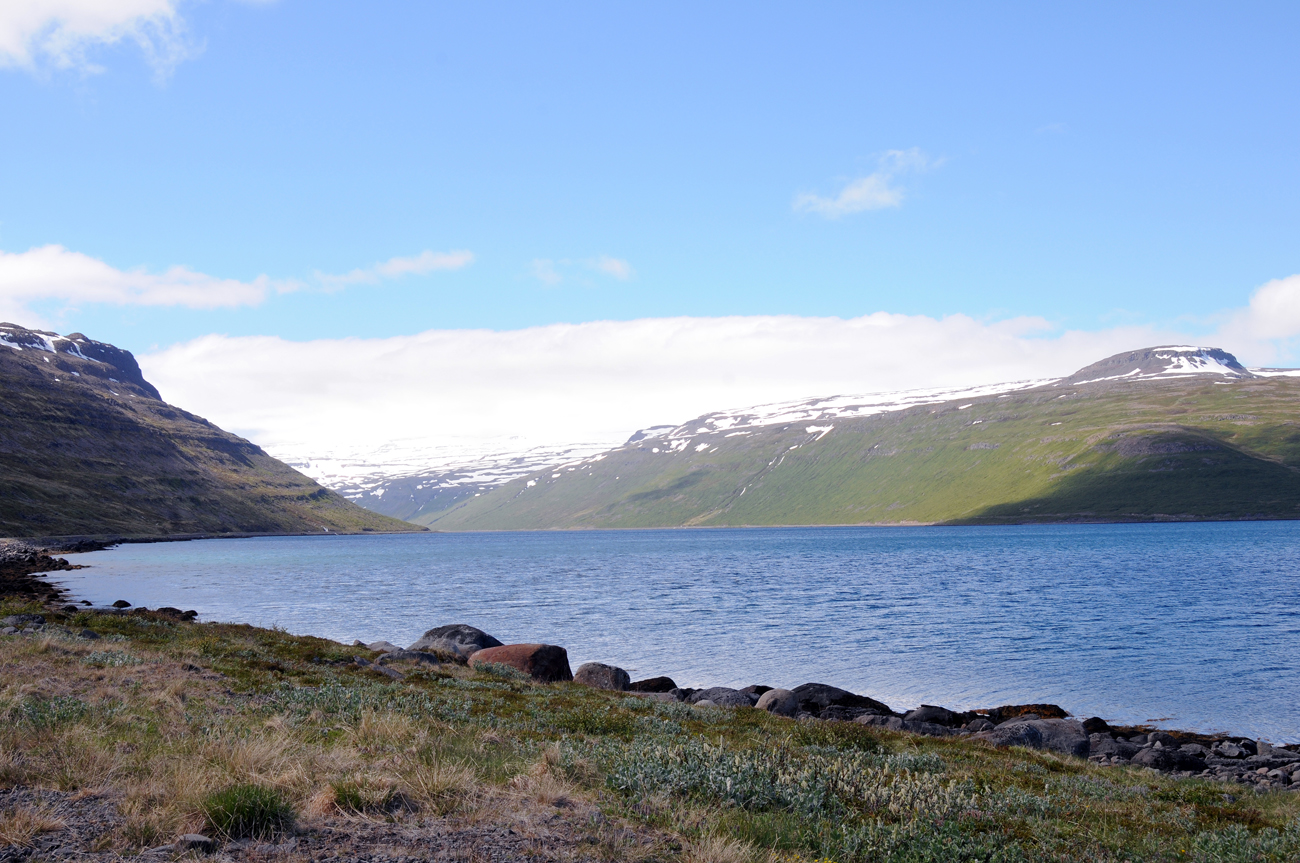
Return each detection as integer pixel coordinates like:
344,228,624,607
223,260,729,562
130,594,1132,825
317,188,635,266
0,323,422,538
399,346,1300,530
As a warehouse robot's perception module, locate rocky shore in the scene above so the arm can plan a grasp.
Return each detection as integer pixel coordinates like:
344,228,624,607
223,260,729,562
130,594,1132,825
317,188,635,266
349,623,1300,792
7,555,1298,795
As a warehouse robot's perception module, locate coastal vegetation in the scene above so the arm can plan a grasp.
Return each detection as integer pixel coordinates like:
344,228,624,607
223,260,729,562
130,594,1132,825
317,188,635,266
2,602,1297,861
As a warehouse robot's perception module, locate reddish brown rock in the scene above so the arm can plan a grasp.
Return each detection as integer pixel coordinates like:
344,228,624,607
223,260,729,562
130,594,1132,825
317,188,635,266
469,644,573,682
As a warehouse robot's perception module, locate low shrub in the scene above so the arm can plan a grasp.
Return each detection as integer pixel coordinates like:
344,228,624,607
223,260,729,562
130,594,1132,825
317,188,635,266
200,784,294,839
473,662,531,683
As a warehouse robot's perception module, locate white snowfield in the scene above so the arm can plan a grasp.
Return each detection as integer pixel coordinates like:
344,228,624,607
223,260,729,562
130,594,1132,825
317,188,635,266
628,378,1054,444
265,435,623,503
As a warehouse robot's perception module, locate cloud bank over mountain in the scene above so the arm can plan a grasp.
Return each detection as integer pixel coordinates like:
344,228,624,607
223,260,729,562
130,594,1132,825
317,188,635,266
141,311,1181,456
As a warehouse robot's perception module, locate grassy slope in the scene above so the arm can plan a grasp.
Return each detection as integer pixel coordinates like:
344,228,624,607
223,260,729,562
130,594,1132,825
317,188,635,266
1,599,1296,861
0,346,419,537
420,376,1300,530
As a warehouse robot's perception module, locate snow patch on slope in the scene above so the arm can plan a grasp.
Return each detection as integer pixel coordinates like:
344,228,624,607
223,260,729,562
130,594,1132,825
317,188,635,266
626,378,1052,443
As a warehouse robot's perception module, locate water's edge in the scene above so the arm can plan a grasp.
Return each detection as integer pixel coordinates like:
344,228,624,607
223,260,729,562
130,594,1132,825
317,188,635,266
47,523,1300,743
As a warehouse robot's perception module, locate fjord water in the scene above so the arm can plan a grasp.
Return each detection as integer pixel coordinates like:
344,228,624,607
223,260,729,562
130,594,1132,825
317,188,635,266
56,523,1300,742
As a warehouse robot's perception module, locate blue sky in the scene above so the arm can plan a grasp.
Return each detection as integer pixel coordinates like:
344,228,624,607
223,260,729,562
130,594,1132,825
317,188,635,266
4,2,1298,348
3,3,1300,452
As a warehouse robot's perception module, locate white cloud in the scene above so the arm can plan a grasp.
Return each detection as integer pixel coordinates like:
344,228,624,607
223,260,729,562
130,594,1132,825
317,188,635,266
0,244,288,325
589,256,633,280
1216,274,1300,364
531,258,562,286
317,249,474,290
794,148,936,218
531,256,634,285
140,312,1176,457
0,0,193,76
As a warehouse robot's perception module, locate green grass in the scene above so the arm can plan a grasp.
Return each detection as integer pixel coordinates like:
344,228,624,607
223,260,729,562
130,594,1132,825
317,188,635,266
415,376,1300,529
200,784,295,839
2,607,1298,860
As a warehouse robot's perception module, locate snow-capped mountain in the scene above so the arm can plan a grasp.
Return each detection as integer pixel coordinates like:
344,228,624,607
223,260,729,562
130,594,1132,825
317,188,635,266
1059,346,1256,385
282,345,1296,522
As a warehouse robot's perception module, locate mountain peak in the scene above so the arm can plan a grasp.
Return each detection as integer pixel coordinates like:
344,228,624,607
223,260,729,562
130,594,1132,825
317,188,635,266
0,322,162,399
1059,346,1254,386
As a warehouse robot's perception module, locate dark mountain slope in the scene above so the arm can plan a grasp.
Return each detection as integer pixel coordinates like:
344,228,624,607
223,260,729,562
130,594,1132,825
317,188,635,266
0,324,421,537
417,349,1300,529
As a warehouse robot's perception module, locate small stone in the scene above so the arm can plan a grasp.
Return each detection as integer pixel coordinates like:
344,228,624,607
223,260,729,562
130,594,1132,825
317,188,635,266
79,629,100,640
740,685,773,697
111,600,131,609
176,834,218,853
365,640,402,653
966,717,995,732
1082,716,1111,735
2,614,45,627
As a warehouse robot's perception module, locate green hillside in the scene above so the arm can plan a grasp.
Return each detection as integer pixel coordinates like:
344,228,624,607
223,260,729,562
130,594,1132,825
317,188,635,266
418,375,1300,529
0,324,422,538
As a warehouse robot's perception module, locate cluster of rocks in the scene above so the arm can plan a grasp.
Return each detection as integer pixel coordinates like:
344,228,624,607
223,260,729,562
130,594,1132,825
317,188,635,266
1,612,103,641
353,623,1300,786
0,602,197,639
1085,723,1300,789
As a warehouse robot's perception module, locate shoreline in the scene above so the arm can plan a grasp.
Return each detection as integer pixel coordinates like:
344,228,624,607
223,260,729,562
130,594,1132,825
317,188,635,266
11,533,1299,754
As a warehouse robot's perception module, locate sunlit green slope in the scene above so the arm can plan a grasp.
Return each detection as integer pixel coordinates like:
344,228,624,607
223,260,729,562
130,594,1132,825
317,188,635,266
417,376,1300,529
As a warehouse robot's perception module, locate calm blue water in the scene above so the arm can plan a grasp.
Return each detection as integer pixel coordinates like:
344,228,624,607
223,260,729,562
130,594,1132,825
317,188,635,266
52,523,1300,742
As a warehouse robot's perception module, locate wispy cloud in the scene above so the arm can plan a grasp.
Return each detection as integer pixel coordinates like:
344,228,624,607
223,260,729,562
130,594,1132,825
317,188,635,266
0,244,291,325
0,0,196,78
530,256,634,285
531,258,562,286
589,256,633,280
317,249,474,290
794,148,937,219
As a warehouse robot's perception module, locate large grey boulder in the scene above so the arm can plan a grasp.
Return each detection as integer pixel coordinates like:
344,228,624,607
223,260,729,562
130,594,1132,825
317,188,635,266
903,705,960,726
755,688,799,717
687,687,756,708
628,676,677,693
573,662,631,691
408,624,503,660
973,718,1090,758
790,683,891,719
1133,747,1206,772
855,715,960,737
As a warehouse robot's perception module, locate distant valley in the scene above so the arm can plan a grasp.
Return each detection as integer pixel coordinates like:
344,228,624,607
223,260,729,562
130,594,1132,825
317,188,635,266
337,346,1300,529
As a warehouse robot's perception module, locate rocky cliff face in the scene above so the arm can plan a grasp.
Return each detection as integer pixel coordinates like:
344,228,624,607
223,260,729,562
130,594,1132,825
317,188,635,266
0,323,422,538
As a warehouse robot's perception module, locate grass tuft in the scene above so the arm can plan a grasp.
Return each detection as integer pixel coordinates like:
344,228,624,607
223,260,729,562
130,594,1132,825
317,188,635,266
200,783,295,839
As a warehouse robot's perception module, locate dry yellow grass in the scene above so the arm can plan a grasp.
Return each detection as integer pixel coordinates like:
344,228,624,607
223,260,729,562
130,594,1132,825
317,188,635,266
0,805,65,847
